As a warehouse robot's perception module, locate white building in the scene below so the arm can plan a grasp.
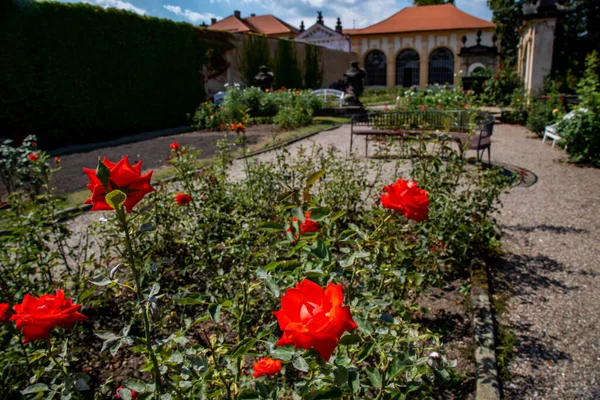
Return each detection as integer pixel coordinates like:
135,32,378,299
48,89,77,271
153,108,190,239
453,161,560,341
294,12,351,52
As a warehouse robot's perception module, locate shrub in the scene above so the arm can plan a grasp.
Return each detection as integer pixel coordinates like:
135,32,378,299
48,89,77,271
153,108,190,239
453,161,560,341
394,86,473,111
479,65,522,106
190,101,224,130
0,1,233,148
558,51,600,166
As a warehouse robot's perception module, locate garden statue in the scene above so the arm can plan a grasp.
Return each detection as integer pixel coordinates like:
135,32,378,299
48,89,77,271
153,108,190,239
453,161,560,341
254,65,274,92
344,61,366,107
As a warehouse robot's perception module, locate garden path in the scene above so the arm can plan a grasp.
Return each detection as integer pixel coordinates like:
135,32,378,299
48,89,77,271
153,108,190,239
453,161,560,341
489,125,600,399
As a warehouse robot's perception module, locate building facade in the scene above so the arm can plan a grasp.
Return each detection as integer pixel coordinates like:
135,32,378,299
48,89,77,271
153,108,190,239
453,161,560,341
295,12,351,52
346,4,498,88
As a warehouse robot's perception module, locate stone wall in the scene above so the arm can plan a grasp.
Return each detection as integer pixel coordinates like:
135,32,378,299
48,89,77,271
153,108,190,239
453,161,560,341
205,33,358,95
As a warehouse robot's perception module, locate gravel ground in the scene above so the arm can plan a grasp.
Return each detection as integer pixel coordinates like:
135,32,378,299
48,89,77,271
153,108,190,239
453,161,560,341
490,124,600,399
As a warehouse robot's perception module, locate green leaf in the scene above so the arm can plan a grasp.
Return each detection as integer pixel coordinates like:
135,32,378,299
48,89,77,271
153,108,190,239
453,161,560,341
338,333,361,345
230,338,257,359
305,169,325,188
238,389,260,400
21,383,50,394
366,367,382,388
124,378,149,393
330,211,346,221
265,276,280,297
291,207,305,222
208,303,221,322
270,345,295,361
260,222,284,232
173,292,204,305
106,190,127,210
96,158,111,192
379,313,395,324
348,223,367,240
292,356,309,372
333,366,348,387
356,341,375,362
95,331,118,340
89,275,112,286
310,387,342,399
264,261,281,271
309,240,331,262
308,207,330,221
354,315,373,335
179,381,192,388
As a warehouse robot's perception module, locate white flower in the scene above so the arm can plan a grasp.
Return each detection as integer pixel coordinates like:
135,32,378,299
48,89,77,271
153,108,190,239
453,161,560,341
99,217,108,223
428,351,440,359
224,83,229,87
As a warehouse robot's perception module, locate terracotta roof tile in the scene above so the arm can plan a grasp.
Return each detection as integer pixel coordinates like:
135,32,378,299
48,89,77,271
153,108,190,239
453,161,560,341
350,4,494,35
209,14,298,36
244,14,298,35
209,15,252,33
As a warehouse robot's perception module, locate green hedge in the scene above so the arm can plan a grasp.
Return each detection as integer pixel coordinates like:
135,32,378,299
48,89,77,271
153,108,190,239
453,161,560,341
0,1,232,149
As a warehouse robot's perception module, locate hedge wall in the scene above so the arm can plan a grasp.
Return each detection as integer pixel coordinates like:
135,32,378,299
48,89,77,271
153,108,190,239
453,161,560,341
0,1,232,149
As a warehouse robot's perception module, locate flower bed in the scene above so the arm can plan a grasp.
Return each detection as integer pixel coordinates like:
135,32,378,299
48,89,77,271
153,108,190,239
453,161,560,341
0,136,510,398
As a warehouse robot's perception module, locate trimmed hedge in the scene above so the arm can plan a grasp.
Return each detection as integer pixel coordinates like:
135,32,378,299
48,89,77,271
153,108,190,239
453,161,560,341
0,1,233,149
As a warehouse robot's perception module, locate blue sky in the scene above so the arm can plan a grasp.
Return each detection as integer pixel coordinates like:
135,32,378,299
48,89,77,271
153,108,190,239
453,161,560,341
60,0,492,30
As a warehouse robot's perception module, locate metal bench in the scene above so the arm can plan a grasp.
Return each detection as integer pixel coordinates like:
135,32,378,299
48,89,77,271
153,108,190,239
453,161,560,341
350,110,495,162
312,89,345,107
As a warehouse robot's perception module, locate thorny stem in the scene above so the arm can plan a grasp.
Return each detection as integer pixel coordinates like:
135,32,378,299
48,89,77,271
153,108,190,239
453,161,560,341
117,209,163,395
202,327,233,400
370,214,393,239
235,282,249,383
46,341,69,378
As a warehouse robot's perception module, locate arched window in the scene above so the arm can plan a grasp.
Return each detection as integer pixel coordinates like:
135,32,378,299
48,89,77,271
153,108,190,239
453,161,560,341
428,48,454,85
396,49,420,87
365,50,387,86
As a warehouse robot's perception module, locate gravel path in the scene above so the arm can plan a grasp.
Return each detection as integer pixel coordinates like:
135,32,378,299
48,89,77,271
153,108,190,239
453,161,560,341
490,124,600,399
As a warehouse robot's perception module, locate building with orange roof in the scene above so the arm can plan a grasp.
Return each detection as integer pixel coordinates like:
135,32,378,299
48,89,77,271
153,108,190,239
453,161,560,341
347,3,499,88
208,10,298,39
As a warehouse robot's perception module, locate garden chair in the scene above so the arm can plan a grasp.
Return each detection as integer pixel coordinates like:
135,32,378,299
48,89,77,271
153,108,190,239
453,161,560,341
543,108,588,148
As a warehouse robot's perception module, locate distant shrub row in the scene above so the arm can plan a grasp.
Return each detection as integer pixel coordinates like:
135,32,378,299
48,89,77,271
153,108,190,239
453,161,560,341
0,1,233,149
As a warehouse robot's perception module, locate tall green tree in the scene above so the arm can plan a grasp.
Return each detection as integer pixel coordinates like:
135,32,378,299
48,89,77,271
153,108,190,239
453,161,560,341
413,0,454,4
487,0,525,63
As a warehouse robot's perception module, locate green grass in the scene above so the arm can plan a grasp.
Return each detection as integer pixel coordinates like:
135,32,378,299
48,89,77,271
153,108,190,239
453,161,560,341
53,117,349,211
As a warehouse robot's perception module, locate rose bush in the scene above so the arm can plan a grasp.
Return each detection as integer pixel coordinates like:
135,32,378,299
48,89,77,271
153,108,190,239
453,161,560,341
0,131,510,398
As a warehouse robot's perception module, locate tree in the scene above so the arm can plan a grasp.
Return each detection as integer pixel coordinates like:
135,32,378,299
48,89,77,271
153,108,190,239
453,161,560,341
413,0,454,4
486,0,525,63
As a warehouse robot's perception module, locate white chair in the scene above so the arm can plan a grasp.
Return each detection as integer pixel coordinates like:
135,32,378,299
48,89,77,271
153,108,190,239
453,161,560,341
543,108,588,148
312,89,345,107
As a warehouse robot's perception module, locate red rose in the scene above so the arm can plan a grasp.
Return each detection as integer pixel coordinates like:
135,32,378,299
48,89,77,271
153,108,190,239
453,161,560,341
273,279,357,360
28,153,39,161
31,141,37,148
560,97,565,101
10,289,87,344
381,179,429,222
437,105,442,110
287,211,319,240
231,123,245,134
420,105,427,111
170,142,181,151
54,156,61,164
115,386,139,400
252,357,282,378
0,303,11,323
174,193,192,205
83,156,154,213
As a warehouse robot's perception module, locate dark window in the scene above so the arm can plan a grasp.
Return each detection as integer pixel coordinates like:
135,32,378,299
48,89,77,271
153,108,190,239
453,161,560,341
396,49,420,87
428,48,454,86
365,50,387,86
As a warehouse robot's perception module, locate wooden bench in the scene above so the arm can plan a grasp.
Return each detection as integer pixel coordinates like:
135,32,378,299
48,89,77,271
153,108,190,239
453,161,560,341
350,110,495,162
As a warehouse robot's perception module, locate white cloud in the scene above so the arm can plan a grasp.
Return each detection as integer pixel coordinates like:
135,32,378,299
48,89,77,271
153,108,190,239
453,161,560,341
163,5,220,24
90,0,146,15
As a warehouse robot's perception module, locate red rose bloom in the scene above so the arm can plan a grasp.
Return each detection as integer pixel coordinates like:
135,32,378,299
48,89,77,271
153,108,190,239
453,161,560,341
54,156,61,163
381,179,429,222
252,357,282,378
115,386,139,400
28,153,39,161
287,211,319,240
437,105,442,110
170,142,181,151
230,123,245,134
10,289,87,344
0,303,11,323
83,156,154,213
174,193,192,205
420,105,427,111
273,279,357,360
